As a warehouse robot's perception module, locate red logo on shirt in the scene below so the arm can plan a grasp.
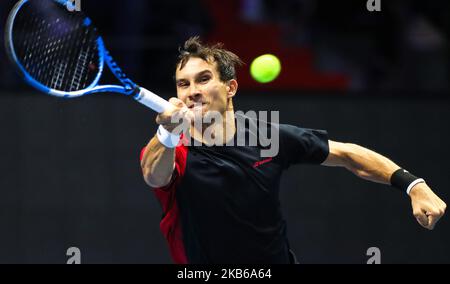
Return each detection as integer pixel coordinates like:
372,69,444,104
253,157,273,168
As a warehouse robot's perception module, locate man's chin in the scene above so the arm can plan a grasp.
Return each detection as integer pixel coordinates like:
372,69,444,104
193,107,205,117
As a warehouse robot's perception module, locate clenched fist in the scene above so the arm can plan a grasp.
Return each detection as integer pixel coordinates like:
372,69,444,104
156,97,194,133
409,183,446,230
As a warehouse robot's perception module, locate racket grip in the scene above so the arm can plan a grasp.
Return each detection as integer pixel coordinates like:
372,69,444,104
134,87,173,113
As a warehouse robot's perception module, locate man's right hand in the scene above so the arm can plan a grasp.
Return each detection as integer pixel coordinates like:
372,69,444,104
142,98,190,188
156,98,193,133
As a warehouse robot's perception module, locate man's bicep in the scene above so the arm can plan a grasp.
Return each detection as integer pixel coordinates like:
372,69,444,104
321,140,350,167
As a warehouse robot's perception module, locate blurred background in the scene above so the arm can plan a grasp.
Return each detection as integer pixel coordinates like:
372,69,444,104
0,0,449,263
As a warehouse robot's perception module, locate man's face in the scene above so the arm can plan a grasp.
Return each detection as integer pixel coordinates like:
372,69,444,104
175,57,232,119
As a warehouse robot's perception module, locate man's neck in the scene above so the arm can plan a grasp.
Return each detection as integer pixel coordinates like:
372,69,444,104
190,109,236,146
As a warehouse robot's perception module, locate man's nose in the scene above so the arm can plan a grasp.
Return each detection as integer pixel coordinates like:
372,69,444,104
188,86,202,102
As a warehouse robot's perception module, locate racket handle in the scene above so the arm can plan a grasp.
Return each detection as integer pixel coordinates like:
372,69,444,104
134,87,173,113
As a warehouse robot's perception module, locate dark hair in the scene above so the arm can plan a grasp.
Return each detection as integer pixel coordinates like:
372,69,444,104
176,36,244,82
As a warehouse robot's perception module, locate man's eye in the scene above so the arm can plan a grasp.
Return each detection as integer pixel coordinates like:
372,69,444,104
178,82,188,88
200,76,210,82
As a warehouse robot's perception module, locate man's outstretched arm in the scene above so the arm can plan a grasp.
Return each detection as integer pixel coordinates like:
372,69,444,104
322,140,446,230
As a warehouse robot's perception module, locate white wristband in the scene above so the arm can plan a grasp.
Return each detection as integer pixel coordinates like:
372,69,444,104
157,125,180,148
406,178,425,195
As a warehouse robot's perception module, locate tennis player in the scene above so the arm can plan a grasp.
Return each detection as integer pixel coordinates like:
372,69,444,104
140,37,446,264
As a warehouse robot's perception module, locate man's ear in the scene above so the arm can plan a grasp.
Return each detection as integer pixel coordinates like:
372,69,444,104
226,79,238,98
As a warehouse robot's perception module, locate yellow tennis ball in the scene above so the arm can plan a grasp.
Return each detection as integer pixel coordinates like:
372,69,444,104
250,54,281,83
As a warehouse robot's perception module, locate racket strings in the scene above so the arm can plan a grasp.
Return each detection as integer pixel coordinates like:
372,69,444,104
12,0,100,92
53,20,78,90
71,28,91,90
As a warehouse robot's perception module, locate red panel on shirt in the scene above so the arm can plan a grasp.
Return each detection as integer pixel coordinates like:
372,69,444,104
140,142,189,264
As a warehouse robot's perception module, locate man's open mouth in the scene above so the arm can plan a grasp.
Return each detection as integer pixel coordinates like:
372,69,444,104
189,102,208,109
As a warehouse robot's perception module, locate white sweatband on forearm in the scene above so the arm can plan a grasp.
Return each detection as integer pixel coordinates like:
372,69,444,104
157,125,180,148
406,178,425,195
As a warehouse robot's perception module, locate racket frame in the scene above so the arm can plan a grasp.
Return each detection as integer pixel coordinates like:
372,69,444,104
4,0,139,98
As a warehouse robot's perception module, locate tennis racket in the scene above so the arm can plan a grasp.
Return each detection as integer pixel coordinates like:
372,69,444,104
4,0,172,113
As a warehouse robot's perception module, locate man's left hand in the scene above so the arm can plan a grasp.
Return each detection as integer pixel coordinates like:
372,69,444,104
409,183,446,230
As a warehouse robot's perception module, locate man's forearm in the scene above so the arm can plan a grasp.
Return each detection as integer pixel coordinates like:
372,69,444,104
325,140,446,229
141,135,176,187
345,144,446,230
343,143,400,185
